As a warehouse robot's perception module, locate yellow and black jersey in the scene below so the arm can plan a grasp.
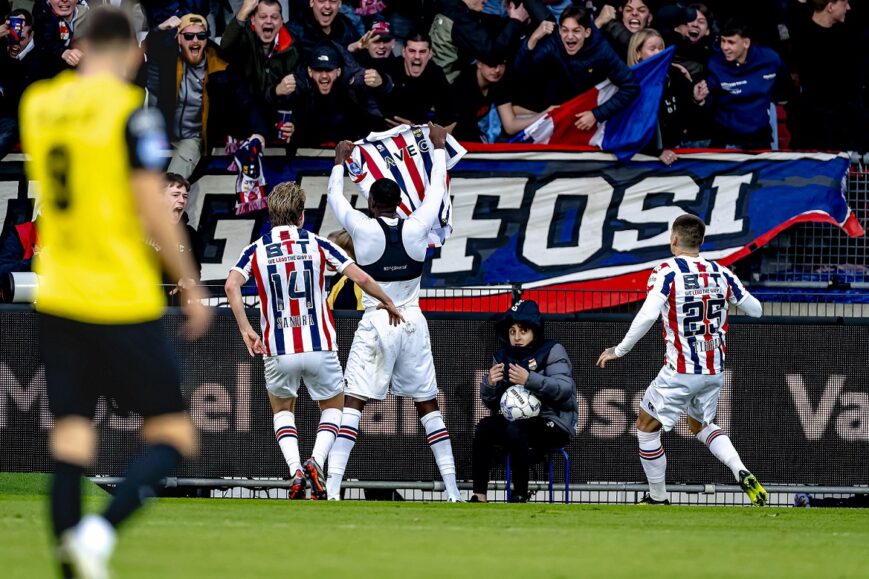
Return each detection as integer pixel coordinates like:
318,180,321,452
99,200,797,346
327,274,363,311
20,70,169,324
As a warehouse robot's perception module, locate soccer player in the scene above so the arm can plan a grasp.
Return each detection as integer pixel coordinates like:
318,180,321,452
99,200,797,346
596,214,768,506
19,6,211,578
224,181,402,500
326,123,464,502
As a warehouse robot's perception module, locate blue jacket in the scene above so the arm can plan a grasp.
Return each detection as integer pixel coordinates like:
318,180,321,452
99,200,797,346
705,45,783,136
514,28,638,120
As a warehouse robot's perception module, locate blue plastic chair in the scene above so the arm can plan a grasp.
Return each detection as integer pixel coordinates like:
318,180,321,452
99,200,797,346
505,448,571,504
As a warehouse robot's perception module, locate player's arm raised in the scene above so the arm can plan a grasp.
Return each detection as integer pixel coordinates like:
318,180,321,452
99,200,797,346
409,122,449,230
342,263,404,326
224,270,265,356
327,141,369,236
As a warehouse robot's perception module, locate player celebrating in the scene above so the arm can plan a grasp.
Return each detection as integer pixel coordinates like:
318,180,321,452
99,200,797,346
597,214,768,506
325,123,463,502
225,181,402,500
19,7,211,578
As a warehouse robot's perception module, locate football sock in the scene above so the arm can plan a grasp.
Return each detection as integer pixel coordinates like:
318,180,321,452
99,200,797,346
311,408,341,467
696,423,747,481
637,429,668,501
420,411,461,499
51,460,83,538
326,407,362,499
273,411,301,474
103,444,181,528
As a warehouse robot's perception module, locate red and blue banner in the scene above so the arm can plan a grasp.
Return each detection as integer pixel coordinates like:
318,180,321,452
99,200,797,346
513,47,675,162
1,147,858,312
180,148,860,312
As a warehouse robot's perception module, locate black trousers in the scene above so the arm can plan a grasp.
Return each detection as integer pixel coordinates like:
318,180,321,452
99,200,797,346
472,414,570,497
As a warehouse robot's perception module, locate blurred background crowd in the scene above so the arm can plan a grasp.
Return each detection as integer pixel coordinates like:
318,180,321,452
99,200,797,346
1,0,867,179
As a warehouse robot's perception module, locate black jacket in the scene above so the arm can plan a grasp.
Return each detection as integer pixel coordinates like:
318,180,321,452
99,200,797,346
514,27,638,117
480,300,578,437
379,56,456,126
443,0,526,69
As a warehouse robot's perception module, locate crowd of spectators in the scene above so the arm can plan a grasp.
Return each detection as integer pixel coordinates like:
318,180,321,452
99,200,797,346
1,0,868,176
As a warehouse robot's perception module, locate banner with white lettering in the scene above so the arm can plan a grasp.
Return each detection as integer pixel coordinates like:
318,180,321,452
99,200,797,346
0,149,860,311
194,148,860,310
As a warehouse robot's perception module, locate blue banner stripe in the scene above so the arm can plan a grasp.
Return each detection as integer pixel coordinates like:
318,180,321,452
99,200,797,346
660,271,676,297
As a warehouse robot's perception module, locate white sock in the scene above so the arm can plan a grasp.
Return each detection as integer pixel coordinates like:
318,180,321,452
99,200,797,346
76,515,116,560
697,423,747,481
273,411,301,475
637,429,667,501
420,410,460,500
311,408,342,467
326,408,361,500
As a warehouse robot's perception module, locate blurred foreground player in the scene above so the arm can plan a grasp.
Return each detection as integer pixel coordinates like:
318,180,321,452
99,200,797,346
596,214,768,506
19,6,211,577
224,182,401,499
326,123,463,502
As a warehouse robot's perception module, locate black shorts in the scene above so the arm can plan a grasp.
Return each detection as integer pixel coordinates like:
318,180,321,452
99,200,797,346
40,313,185,419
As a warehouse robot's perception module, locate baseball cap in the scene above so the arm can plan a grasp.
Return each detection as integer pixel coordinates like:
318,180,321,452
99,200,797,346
655,5,698,30
370,20,393,41
177,13,208,35
309,44,341,71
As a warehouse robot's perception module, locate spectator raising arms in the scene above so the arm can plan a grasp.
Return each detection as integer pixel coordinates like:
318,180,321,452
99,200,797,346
429,0,532,83
514,5,639,131
221,0,301,138
1,9,48,160
276,43,382,147
378,30,457,128
597,0,653,62
33,0,89,76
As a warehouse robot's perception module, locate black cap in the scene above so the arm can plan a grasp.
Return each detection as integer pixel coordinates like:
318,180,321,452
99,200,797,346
655,5,698,29
309,43,341,71
370,20,394,41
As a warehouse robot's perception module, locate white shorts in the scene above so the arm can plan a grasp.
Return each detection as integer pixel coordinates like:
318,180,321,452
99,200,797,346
343,305,438,402
263,350,344,401
640,365,723,431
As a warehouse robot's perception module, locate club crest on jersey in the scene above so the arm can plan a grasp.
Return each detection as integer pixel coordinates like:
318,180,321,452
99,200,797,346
346,158,367,183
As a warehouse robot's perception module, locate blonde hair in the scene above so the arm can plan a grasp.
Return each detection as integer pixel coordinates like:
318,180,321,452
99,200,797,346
627,28,663,67
327,229,356,261
268,181,306,227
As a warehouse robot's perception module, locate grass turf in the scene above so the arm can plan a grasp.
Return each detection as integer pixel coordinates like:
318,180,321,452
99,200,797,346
2,474,868,578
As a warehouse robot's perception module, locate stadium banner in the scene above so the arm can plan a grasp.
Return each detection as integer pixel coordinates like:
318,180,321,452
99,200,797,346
2,307,867,487
0,149,860,312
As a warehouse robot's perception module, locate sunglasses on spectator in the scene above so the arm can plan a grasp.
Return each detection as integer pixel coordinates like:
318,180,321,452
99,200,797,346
182,32,208,41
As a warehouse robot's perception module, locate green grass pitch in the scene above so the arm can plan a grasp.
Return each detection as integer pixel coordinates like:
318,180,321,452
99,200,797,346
2,474,868,578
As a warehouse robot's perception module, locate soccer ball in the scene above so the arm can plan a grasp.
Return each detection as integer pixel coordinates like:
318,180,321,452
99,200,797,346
500,385,541,422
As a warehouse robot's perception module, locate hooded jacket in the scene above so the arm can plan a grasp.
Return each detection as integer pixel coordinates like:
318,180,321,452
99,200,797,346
480,300,578,437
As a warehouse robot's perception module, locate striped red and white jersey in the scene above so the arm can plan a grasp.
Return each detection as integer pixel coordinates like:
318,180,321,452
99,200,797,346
648,256,750,375
232,225,352,356
346,124,466,247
